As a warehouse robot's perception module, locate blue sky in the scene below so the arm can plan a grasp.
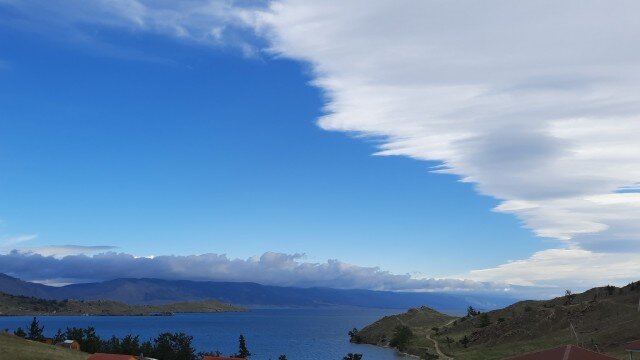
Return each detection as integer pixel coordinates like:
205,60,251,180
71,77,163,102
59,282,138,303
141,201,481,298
0,25,547,277
1,1,639,292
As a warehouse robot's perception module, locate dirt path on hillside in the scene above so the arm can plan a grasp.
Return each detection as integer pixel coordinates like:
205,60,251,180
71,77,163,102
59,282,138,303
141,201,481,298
427,318,457,360
395,315,455,359
426,332,452,360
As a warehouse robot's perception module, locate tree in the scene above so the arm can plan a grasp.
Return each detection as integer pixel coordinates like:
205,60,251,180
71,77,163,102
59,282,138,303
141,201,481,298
27,317,44,341
564,290,576,305
140,340,154,358
459,335,470,348
103,335,121,354
424,352,439,360
14,327,26,338
343,353,363,360
82,326,102,353
431,326,439,335
443,336,454,350
174,332,196,360
199,350,223,359
153,332,196,360
389,325,413,352
466,306,478,317
348,328,361,343
53,328,65,343
278,355,288,360
120,334,141,355
605,285,615,296
236,334,251,358
478,313,491,328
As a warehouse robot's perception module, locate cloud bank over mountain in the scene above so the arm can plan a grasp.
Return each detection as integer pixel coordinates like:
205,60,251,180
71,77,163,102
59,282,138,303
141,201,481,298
2,0,640,287
0,250,502,292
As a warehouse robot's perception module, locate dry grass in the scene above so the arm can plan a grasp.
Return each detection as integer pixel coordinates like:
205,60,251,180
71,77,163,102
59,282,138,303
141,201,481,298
0,332,88,360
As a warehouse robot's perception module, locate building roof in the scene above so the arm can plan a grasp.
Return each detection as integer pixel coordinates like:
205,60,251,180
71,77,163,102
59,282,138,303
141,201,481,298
55,340,79,347
505,345,616,360
627,339,640,351
87,354,138,360
202,357,244,360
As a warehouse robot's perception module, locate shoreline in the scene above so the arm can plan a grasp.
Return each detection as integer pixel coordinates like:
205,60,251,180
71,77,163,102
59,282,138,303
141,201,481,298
0,309,248,317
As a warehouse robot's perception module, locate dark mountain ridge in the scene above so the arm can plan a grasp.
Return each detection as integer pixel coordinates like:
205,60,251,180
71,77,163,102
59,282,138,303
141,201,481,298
0,273,515,313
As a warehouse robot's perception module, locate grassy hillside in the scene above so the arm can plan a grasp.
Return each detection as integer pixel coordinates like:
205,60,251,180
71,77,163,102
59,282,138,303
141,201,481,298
356,282,640,359
0,291,243,315
0,332,88,360
353,306,456,358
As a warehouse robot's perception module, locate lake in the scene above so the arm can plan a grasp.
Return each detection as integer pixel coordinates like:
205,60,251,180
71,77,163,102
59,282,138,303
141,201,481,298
1,309,411,360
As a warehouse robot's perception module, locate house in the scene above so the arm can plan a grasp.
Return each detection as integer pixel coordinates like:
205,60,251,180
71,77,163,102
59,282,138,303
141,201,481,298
202,357,245,360
626,339,640,359
505,345,616,360
87,354,137,360
55,339,80,351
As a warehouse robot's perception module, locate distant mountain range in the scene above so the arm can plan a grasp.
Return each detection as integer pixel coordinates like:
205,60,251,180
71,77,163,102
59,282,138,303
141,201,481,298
0,273,515,314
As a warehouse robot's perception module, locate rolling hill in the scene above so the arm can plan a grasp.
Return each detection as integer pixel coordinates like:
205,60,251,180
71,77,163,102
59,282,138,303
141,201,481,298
0,291,243,316
0,273,515,313
352,305,456,351
354,282,640,359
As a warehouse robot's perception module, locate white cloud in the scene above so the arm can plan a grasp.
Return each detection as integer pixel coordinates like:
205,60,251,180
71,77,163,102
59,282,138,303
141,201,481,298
466,248,640,289
0,235,114,257
251,0,640,251
0,234,38,246
246,1,640,288
12,245,118,257
0,0,262,56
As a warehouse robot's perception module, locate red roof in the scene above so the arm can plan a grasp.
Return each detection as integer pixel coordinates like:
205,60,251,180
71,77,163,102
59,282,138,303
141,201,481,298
505,345,616,360
627,339,640,351
202,357,244,360
87,354,137,360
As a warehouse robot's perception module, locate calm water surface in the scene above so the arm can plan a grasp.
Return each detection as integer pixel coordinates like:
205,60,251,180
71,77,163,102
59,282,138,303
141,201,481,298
1,309,411,360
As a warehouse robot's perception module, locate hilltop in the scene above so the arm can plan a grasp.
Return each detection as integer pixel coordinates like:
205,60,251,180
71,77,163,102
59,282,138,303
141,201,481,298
0,332,88,360
0,291,243,316
354,282,640,359
351,306,457,357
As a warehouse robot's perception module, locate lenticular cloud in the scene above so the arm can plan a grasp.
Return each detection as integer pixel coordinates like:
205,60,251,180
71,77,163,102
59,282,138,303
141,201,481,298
253,0,640,250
